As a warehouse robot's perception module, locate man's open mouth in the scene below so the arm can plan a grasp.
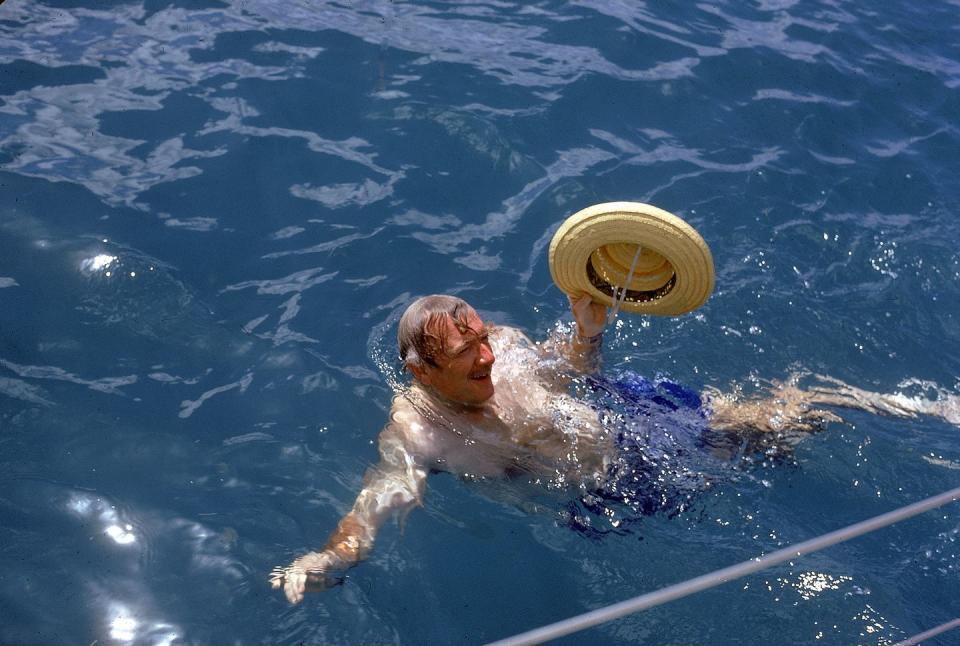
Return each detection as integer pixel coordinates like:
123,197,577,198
470,372,491,380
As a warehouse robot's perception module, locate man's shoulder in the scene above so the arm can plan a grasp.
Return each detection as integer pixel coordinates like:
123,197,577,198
386,393,442,456
491,324,536,351
389,393,424,426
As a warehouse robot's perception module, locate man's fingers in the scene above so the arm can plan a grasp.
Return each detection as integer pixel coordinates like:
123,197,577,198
268,566,286,590
284,571,306,604
570,294,593,318
270,564,307,603
285,587,302,604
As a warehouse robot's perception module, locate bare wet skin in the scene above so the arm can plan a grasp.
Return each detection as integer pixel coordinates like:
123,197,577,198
394,326,614,486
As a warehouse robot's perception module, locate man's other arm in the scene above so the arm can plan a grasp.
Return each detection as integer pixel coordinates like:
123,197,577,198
557,293,608,374
271,424,427,603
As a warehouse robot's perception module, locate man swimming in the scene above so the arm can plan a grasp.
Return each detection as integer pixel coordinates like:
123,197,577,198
271,294,959,603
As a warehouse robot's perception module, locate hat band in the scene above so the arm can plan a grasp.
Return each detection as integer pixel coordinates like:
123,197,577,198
586,260,676,303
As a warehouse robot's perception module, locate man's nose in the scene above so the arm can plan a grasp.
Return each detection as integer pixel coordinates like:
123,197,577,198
478,343,495,366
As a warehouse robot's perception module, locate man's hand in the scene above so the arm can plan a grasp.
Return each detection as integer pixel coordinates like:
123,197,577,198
269,550,343,604
568,293,607,339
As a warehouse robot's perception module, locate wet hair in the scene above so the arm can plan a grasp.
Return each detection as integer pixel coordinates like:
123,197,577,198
398,294,473,369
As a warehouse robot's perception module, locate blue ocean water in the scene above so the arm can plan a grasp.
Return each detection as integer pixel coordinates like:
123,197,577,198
1,1,959,644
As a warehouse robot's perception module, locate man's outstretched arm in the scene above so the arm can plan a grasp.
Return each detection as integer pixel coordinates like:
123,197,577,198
271,425,427,603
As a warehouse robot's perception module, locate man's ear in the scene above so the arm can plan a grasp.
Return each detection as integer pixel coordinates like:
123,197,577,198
408,362,432,386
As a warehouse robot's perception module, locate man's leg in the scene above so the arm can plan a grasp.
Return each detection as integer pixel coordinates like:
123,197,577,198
704,374,841,436
806,375,960,424
705,373,960,437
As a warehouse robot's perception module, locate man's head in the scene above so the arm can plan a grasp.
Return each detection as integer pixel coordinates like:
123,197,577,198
398,295,496,405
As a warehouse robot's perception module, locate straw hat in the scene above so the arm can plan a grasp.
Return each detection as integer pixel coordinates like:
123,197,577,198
548,202,714,316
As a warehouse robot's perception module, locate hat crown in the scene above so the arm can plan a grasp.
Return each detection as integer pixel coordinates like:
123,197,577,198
592,244,674,292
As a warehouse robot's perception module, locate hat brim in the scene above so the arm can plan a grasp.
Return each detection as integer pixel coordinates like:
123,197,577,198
548,202,714,316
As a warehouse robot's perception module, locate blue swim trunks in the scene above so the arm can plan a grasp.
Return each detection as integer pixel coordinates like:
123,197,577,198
563,371,731,537
591,371,706,417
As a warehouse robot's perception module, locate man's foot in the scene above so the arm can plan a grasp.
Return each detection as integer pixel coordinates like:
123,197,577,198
809,375,960,425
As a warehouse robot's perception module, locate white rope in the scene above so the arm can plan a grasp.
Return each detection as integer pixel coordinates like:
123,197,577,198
892,618,960,646
607,244,643,324
485,486,960,646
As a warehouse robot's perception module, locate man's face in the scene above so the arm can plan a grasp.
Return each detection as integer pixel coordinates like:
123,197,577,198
413,308,496,406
